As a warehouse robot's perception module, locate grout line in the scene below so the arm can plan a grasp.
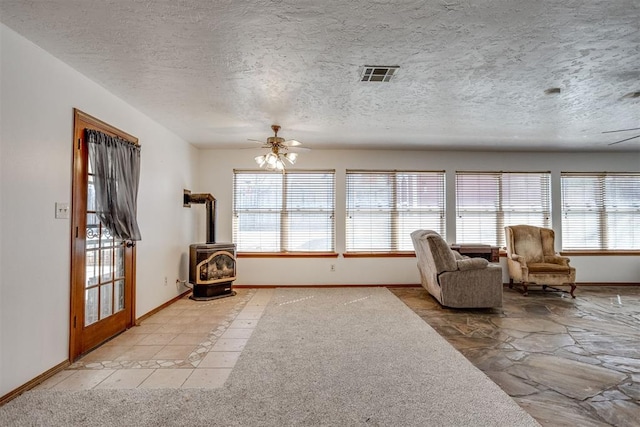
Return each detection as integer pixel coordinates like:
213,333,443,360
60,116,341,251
69,289,256,372
90,370,116,390
54,289,275,390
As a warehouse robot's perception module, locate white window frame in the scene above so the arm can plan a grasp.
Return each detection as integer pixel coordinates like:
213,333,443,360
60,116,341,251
455,171,551,247
561,172,640,251
233,170,336,253
345,170,446,253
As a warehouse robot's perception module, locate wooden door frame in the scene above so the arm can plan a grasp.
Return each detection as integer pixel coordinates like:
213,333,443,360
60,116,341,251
69,109,138,361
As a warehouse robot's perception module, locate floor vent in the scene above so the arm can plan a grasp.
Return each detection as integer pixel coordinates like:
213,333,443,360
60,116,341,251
361,66,399,82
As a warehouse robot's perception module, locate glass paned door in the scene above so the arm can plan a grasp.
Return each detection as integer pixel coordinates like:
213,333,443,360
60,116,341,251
84,170,126,326
70,109,136,361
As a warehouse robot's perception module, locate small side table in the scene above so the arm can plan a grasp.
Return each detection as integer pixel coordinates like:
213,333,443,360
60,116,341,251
450,244,500,263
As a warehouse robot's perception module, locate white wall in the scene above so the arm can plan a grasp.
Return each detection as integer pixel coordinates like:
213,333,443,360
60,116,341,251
197,148,640,286
0,24,199,396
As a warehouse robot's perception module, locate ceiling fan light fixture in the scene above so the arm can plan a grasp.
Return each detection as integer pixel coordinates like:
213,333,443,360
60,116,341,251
284,152,298,164
266,152,278,165
252,124,309,172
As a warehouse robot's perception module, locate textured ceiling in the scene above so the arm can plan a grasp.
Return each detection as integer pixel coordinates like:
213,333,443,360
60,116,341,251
1,0,639,151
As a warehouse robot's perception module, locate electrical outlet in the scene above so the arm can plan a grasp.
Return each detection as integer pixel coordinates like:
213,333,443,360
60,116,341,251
164,276,168,286
330,264,335,272
55,202,70,219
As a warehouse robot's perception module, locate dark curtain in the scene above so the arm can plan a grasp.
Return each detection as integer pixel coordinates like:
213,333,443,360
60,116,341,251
86,129,142,241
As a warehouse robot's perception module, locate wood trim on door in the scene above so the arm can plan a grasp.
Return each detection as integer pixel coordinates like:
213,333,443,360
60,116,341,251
69,108,138,361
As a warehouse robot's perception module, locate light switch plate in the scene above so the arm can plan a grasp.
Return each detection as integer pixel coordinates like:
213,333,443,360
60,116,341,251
55,202,70,219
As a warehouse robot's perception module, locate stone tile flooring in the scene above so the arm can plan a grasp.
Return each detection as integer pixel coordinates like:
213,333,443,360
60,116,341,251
36,288,273,390
391,285,640,427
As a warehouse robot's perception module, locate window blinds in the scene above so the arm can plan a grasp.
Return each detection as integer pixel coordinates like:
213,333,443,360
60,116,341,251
346,170,445,252
456,171,551,246
561,172,640,250
233,170,335,252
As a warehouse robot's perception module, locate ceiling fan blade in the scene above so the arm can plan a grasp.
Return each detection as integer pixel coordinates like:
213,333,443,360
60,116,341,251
608,134,640,146
248,138,266,143
282,139,302,147
602,127,640,134
285,146,311,152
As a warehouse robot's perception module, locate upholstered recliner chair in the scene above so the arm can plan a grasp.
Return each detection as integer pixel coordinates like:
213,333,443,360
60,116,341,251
410,230,503,308
504,225,576,298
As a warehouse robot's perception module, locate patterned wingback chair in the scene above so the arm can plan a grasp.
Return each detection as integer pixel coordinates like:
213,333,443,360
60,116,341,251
504,225,576,297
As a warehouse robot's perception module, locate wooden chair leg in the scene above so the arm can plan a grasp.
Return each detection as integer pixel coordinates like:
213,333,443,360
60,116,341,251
569,284,576,298
522,283,528,296
508,278,514,289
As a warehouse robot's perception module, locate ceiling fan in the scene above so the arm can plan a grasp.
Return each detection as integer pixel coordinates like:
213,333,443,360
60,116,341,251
602,127,640,146
250,125,310,171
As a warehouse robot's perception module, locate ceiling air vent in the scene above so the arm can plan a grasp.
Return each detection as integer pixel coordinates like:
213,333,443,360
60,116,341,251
361,66,399,82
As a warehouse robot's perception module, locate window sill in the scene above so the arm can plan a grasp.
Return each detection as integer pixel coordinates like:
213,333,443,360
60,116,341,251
343,252,416,258
560,250,640,256
237,252,339,258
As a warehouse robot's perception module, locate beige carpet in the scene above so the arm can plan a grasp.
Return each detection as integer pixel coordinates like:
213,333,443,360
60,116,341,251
0,287,539,426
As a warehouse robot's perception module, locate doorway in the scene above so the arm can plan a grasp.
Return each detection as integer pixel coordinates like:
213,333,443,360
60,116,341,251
69,109,137,361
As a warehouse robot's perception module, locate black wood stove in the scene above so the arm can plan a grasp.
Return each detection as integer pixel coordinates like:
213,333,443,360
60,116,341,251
185,192,236,300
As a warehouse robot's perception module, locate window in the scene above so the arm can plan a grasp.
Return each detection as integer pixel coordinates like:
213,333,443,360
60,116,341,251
346,170,445,252
233,170,335,252
456,172,551,246
561,172,640,250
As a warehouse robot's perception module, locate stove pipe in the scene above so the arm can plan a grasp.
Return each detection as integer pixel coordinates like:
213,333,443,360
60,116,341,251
188,193,216,244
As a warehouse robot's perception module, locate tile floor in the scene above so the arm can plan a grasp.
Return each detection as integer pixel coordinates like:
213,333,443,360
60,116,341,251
36,288,272,390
